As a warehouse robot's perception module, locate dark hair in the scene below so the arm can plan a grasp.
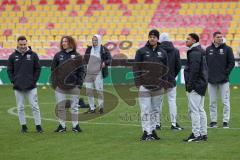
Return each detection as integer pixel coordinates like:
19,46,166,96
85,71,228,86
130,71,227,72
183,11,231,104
213,31,222,37
188,33,199,42
148,29,160,39
60,36,77,51
17,36,27,41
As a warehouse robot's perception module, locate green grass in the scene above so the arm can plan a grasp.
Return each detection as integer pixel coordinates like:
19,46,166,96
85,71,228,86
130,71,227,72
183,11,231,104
0,85,240,160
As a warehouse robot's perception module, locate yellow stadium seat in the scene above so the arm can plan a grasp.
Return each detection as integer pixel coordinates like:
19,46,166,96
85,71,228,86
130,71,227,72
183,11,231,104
58,29,66,36
31,36,39,42
46,35,54,41
227,9,234,15
221,3,228,9
229,3,237,9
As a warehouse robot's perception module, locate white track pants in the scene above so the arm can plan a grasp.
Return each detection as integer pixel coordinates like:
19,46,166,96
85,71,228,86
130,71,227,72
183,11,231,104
187,91,207,137
55,89,79,128
139,86,163,135
208,82,230,123
85,72,104,110
14,88,41,126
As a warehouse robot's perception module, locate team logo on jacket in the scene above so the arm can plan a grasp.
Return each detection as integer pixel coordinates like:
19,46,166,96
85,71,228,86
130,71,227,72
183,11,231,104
14,56,19,61
157,52,162,57
71,55,76,59
219,49,224,54
59,55,64,60
26,54,31,60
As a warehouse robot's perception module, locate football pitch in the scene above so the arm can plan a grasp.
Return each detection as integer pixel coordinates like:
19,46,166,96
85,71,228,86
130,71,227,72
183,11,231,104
0,85,239,160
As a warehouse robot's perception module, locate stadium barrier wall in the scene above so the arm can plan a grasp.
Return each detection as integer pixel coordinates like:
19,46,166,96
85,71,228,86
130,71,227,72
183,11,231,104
0,66,240,85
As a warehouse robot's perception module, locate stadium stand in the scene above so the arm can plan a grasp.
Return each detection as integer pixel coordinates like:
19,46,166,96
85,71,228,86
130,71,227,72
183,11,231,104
0,0,239,59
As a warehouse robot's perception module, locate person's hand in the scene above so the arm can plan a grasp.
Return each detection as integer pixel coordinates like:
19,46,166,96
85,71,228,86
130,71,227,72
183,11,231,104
101,62,105,68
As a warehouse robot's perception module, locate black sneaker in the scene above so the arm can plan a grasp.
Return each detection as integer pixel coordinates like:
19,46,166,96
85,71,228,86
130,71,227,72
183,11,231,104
141,131,148,141
36,125,43,133
156,124,161,130
151,130,160,140
171,123,184,130
21,125,28,133
200,135,208,141
54,124,66,132
223,122,229,129
72,124,82,132
99,108,104,114
209,122,217,128
84,108,96,114
183,133,201,142
145,135,155,141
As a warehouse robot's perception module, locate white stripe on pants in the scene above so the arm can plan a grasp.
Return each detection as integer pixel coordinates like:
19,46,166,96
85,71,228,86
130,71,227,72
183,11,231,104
55,89,79,128
85,72,104,110
139,86,163,135
14,88,41,126
159,87,177,126
187,91,207,137
208,82,230,123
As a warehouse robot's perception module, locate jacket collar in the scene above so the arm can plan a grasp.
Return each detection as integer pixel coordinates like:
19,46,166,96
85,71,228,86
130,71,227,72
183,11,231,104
187,42,200,51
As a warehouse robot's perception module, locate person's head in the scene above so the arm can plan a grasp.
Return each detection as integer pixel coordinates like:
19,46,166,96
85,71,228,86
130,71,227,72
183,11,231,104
148,29,159,47
159,32,170,43
186,33,199,47
92,34,102,47
17,36,28,53
213,31,223,45
60,36,76,51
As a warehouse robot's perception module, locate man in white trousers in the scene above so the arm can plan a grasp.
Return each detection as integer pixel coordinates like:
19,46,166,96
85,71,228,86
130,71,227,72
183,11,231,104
183,33,208,142
158,33,183,130
134,29,168,141
7,36,43,133
84,34,112,114
206,31,235,128
51,36,85,133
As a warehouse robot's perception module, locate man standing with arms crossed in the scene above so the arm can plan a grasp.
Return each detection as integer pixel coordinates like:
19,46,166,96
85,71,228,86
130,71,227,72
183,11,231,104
206,31,235,128
7,36,43,133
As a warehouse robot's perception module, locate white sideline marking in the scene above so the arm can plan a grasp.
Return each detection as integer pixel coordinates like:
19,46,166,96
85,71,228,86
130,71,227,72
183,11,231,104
7,107,240,130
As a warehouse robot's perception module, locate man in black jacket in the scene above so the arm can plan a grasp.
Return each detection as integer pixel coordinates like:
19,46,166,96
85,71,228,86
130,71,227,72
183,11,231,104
134,29,168,141
51,36,85,133
7,36,43,133
159,32,183,130
84,34,112,114
183,33,208,142
206,31,235,128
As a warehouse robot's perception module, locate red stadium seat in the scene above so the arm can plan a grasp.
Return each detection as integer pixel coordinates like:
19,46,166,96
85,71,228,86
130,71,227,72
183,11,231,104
39,0,47,5
76,0,84,4
12,4,20,11
19,17,28,23
47,23,55,30
69,10,78,17
1,0,9,5
119,4,127,10
121,28,130,36
123,10,131,16
10,0,17,5
27,4,36,11
130,0,137,4
145,0,153,4
55,0,62,5
98,28,107,36
3,29,12,37
58,5,66,11
0,5,6,11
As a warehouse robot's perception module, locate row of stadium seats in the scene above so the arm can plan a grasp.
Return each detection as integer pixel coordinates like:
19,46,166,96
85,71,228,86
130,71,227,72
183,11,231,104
0,0,240,59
